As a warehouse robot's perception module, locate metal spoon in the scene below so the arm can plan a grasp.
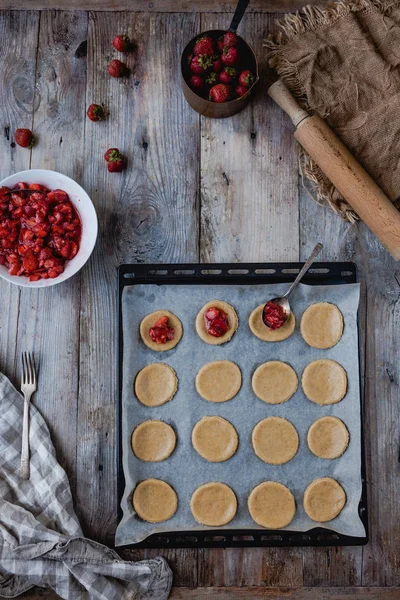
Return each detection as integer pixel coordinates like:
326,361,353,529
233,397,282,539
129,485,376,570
262,243,323,328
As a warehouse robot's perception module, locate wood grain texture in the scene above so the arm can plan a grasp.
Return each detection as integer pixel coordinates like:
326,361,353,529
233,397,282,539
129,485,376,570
200,13,300,263
170,588,400,599
75,10,200,561
3,0,324,13
0,11,40,384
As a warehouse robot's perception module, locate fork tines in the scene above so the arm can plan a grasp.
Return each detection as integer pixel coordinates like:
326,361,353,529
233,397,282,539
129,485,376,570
21,352,36,386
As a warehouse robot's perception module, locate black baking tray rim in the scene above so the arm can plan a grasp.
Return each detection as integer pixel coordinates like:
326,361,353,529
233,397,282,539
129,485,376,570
116,262,368,549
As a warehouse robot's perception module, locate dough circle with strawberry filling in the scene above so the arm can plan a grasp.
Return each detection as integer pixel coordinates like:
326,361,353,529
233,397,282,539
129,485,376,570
134,363,178,407
195,300,238,345
140,310,182,352
133,478,178,523
249,304,296,342
195,360,242,403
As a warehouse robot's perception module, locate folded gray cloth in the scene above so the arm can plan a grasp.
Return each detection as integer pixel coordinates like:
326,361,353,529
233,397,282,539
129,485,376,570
0,372,172,599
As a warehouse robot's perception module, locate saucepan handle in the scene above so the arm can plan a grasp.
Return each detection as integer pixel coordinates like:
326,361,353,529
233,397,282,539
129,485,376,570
228,0,251,32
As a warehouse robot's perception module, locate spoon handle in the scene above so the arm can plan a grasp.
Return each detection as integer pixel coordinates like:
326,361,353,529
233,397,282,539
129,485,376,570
284,243,323,299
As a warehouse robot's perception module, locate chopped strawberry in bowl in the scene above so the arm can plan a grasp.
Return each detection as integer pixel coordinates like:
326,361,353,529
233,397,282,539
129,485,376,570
0,170,97,287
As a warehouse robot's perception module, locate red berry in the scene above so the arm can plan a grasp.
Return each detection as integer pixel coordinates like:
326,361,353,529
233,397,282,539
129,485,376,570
108,59,129,78
239,69,255,88
209,83,231,103
219,67,238,84
221,46,239,66
235,84,248,97
217,37,225,53
190,55,212,75
223,32,238,48
205,72,218,87
212,58,223,73
193,36,215,56
86,104,108,121
15,129,34,149
112,34,131,52
104,148,120,162
190,75,203,91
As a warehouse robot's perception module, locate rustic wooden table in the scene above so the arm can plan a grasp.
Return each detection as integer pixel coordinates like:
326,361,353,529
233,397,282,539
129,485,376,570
0,1,399,599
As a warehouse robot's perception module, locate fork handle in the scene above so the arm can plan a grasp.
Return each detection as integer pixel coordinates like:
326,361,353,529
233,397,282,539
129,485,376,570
20,394,31,480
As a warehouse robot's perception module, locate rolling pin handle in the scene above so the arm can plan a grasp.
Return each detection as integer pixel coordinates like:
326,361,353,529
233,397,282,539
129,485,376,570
268,79,309,127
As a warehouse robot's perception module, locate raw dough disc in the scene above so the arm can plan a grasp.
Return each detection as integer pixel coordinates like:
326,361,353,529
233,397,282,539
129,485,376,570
195,300,238,346
192,416,238,462
248,481,296,529
131,420,176,462
300,302,344,349
252,361,298,404
303,477,346,522
140,310,183,352
252,417,299,465
302,359,347,406
134,363,178,407
133,478,178,523
196,360,241,403
190,482,237,526
249,304,296,342
307,416,349,459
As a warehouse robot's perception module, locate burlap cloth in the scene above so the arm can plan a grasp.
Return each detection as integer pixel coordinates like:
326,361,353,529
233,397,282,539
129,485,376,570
266,0,400,222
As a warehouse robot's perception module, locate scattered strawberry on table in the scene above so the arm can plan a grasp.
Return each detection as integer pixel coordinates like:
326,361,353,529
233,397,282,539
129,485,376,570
112,34,132,52
104,148,126,172
108,59,129,78
86,104,108,121
15,129,35,149
185,31,256,102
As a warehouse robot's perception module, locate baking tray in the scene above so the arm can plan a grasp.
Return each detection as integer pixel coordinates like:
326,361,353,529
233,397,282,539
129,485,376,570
116,262,368,549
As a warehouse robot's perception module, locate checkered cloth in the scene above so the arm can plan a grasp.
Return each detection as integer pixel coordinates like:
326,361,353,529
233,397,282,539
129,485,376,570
0,372,172,599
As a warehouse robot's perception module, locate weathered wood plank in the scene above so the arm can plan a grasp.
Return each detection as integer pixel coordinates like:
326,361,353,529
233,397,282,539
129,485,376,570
3,1,325,13
0,11,40,384
76,18,200,594
170,587,400,599
200,12,299,263
14,11,88,490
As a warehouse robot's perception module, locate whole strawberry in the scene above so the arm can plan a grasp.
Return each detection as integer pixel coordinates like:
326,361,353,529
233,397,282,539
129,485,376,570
15,128,34,148
219,67,238,84
190,55,212,75
108,59,129,78
105,148,126,172
209,83,231,103
87,104,108,121
212,57,223,73
223,31,238,48
194,36,215,56
235,84,248,97
112,34,131,52
190,75,204,91
217,37,225,53
239,69,255,88
221,46,239,66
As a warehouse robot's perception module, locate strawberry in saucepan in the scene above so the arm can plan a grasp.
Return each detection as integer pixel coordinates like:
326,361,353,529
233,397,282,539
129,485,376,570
239,69,255,88
15,129,35,149
190,55,212,75
212,57,223,73
193,36,215,56
190,75,204,91
235,84,248,97
209,83,231,103
221,46,239,66
219,67,238,84
223,31,238,48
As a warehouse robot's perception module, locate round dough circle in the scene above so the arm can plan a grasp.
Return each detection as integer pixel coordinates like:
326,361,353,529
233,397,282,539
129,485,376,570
302,359,347,406
307,416,349,459
195,300,238,346
140,310,183,352
133,479,178,523
252,361,298,404
131,420,176,462
196,360,241,403
304,477,346,522
249,304,296,342
192,416,238,462
134,363,178,407
248,481,296,529
300,302,344,349
252,417,299,465
190,482,237,526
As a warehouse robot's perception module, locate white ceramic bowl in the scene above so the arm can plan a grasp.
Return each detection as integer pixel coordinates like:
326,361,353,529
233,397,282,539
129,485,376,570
0,169,98,288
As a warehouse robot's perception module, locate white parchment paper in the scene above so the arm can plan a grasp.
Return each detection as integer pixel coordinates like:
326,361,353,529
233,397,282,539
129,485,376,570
115,282,365,545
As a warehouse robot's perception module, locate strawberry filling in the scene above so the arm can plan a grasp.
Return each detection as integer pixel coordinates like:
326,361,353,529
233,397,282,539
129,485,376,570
149,316,175,344
0,183,81,281
204,306,229,337
263,301,287,330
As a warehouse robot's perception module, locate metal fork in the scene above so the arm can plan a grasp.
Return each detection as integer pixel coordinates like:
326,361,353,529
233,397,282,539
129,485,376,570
20,352,37,480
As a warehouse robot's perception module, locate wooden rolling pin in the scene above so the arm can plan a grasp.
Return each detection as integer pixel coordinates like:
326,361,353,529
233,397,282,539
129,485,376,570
268,78,400,261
